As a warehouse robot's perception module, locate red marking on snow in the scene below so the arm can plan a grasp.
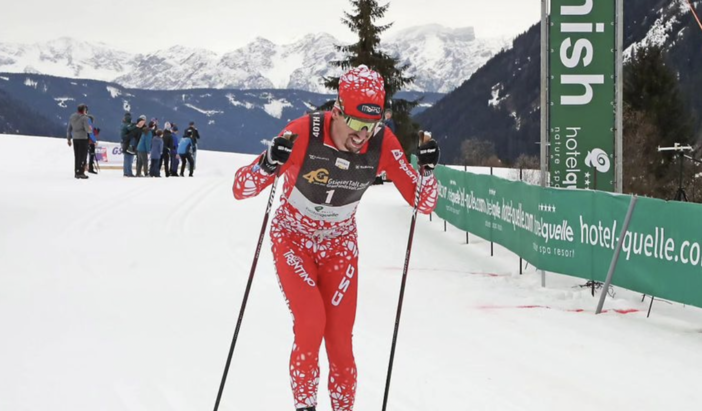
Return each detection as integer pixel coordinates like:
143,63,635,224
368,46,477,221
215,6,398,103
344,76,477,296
477,305,641,315
613,309,640,314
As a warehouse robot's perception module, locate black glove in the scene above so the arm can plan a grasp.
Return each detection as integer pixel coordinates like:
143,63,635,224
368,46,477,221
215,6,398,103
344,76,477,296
260,135,294,174
417,139,440,170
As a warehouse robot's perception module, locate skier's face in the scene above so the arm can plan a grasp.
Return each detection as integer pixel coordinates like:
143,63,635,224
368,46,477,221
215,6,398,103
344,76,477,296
330,109,375,153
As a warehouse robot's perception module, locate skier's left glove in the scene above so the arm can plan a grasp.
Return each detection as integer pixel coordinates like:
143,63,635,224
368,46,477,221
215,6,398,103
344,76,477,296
417,139,440,170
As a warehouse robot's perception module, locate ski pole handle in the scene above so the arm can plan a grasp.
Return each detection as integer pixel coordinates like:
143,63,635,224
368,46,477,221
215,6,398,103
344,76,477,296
420,131,432,144
282,131,299,143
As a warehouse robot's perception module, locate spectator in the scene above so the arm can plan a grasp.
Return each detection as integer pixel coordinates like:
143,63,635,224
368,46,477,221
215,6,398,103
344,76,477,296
66,103,92,179
150,129,164,177
150,117,159,133
161,127,173,177
177,131,195,177
383,107,396,133
120,112,137,177
135,121,152,177
132,115,147,153
87,115,99,174
170,124,181,177
184,121,200,168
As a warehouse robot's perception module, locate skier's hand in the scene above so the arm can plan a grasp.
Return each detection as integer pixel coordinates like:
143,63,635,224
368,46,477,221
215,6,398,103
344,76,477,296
67,139,72,147
417,133,439,170
260,132,296,174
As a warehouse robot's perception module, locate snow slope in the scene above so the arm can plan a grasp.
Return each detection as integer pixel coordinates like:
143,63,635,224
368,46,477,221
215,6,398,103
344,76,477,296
1,135,702,411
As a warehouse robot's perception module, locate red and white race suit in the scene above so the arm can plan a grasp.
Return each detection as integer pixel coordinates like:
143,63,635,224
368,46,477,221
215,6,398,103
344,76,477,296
233,111,437,410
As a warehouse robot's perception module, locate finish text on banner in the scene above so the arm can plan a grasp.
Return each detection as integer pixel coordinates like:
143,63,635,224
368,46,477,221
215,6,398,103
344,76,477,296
549,0,615,191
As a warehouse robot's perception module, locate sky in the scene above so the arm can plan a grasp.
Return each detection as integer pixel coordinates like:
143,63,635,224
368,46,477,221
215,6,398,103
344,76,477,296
0,0,542,53
2,134,702,410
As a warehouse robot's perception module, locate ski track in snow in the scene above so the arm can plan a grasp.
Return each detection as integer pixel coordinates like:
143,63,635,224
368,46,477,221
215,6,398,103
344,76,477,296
2,135,702,411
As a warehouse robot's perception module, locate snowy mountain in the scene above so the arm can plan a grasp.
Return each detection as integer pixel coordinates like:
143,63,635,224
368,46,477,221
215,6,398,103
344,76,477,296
0,26,510,93
0,37,134,82
385,25,510,93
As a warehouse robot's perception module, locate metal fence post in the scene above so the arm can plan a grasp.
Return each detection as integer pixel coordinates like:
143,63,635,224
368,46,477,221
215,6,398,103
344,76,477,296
596,196,639,314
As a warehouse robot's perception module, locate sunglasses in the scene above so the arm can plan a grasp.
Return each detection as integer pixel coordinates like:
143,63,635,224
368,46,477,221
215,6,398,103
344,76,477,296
340,110,379,133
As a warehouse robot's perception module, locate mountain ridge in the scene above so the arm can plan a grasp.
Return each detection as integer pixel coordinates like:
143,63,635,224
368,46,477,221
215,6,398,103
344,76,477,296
0,25,511,93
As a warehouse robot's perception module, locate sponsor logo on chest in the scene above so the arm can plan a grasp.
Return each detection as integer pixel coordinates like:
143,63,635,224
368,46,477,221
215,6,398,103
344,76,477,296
335,157,350,170
302,168,330,184
309,154,330,161
355,164,374,170
301,168,371,191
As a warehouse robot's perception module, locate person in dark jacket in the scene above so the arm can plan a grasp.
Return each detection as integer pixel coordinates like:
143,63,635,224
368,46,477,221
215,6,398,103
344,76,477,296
161,127,173,177
120,112,137,177
184,121,200,169
149,129,164,177
67,103,92,179
170,124,181,177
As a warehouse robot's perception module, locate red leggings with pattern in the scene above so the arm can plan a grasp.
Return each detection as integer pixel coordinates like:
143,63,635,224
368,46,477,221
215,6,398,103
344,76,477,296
271,218,359,411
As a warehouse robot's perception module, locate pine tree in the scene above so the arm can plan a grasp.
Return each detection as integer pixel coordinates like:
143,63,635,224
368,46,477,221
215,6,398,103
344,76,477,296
623,45,694,199
322,0,419,155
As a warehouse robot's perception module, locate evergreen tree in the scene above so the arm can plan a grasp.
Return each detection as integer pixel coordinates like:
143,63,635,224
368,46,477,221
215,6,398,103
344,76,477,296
0,89,64,137
623,45,694,199
322,0,419,155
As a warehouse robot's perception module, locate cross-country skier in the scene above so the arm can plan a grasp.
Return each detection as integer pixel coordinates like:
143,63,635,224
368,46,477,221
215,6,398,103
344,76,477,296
232,65,440,411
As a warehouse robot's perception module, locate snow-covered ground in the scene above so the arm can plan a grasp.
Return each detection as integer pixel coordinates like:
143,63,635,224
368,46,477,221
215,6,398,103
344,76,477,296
1,134,702,411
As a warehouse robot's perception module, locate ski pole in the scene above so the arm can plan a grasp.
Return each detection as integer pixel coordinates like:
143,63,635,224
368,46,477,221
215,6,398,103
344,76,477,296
213,167,280,411
382,134,431,410
213,134,295,411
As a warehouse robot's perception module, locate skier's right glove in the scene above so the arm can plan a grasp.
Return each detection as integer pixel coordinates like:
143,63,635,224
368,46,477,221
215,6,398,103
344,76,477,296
260,134,294,174
417,139,440,170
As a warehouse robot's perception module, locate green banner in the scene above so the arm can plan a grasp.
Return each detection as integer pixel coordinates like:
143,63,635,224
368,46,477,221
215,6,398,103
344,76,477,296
433,166,702,308
549,0,615,191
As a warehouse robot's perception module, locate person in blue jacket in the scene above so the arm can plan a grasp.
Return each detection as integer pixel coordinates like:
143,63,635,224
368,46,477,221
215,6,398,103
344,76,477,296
149,129,164,177
383,107,396,133
135,124,152,177
177,132,195,177
86,115,99,174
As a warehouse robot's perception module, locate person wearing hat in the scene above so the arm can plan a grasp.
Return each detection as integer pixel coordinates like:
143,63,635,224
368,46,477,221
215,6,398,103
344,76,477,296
184,121,201,169
169,124,181,177
232,65,440,411
160,122,173,177
383,106,396,133
66,103,93,179
135,115,151,177
120,112,137,177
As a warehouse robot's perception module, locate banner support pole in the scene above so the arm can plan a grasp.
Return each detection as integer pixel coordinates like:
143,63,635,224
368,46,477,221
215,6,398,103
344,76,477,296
540,0,549,188
596,196,638,314
615,0,624,193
